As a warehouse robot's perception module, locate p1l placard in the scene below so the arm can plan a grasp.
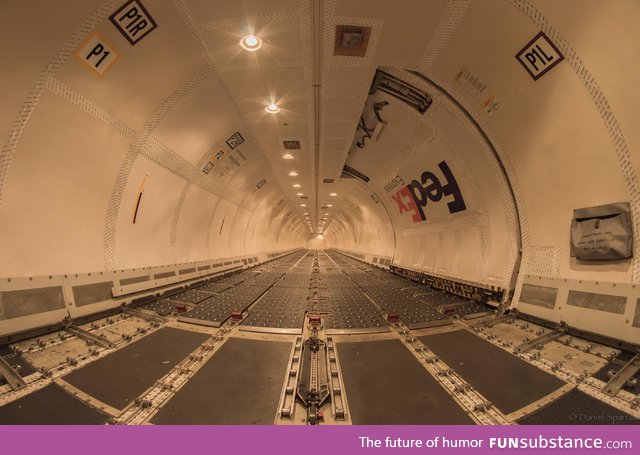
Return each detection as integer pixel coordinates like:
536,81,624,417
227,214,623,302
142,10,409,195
516,31,564,81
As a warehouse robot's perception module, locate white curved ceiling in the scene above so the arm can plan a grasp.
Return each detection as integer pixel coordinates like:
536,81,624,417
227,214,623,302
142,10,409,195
1,0,639,300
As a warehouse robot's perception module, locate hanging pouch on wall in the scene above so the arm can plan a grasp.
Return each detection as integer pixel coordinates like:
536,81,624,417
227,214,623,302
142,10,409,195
570,202,633,260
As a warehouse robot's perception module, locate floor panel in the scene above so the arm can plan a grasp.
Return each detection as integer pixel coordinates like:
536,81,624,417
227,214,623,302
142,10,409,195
337,339,474,424
518,388,639,425
150,337,291,424
0,384,109,424
419,329,565,415
63,327,210,409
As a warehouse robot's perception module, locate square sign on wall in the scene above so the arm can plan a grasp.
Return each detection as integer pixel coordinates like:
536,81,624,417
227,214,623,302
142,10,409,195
75,32,119,77
110,0,158,45
515,31,564,81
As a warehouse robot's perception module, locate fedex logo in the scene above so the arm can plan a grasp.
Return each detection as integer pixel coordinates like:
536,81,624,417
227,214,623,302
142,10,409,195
391,161,466,222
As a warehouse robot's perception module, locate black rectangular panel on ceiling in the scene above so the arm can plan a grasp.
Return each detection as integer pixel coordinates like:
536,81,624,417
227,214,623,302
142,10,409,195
282,140,300,150
341,165,370,182
369,70,433,114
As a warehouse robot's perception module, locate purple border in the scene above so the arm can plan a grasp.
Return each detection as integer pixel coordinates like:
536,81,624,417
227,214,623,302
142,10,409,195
0,425,637,455
515,31,565,81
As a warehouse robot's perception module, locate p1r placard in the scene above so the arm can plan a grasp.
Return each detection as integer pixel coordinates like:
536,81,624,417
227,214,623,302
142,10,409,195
110,0,158,45
516,31,564,81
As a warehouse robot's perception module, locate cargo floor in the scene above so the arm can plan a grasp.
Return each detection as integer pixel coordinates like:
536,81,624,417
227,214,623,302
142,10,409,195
336,339,474,424
518,388,640,425
63,327,210,409
419,329,565,415
0,384,109,424
151,337,292,424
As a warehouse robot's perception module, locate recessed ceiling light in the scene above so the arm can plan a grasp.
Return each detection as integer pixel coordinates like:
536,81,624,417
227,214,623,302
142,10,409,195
239,34,262,51
289,171,298,176
297,193,303,196
283,153,294,160
300,204,306,207
303,212,309,215
293,184,301,188
265,103,280,114
327,204,333,207
330,192,337,196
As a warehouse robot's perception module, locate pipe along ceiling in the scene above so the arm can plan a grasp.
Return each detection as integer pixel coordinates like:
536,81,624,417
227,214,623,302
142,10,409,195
1,0,640,344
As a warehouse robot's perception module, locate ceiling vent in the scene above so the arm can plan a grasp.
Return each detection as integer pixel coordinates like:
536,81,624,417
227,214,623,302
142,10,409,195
323,178,335,183
283,140,301,150
334,25,371,57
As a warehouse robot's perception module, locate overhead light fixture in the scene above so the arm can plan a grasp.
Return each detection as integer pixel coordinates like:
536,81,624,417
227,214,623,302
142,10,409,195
330,192,337,196
297,192,303,196
265,103,280,114
301,204,306,207
303,212,309,215
327,204,333,207
293,183,301,188
239,34,262,52
283,153,294,159
289,171,298,176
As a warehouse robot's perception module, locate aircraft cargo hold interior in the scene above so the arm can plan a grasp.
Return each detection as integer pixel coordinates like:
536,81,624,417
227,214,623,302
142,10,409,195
0,0,640,426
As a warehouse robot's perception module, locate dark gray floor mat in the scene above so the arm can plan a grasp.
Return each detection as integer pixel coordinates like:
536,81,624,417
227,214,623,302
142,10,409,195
337,339,474,424
419,329,565,414
151,337,291,424
63,327,209,409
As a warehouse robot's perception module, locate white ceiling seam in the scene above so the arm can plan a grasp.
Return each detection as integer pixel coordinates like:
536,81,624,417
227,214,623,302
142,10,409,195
45,76,137,140
0,0,122,206
417,0,472,72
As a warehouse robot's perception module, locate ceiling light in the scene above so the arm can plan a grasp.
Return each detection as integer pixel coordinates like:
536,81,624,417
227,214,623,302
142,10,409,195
327,204,333,207
239,34,262,52
303,212,309,215
289,171,298,176
265,103,280,114
283,153,294,160
330,192,337,196
293,184,301,188
300,204,306,207
297,193,303,196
